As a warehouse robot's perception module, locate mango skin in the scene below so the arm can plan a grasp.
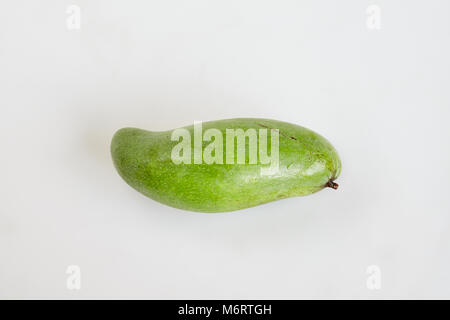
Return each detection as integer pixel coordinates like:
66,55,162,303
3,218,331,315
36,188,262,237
111,118,341,213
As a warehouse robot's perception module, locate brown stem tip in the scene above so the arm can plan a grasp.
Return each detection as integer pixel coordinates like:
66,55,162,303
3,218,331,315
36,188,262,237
327,180,339,190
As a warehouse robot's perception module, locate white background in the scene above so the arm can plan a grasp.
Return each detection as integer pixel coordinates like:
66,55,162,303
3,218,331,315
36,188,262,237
1,0,450,299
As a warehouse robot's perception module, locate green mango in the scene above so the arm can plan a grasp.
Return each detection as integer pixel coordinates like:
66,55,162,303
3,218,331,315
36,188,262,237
111,118,341,213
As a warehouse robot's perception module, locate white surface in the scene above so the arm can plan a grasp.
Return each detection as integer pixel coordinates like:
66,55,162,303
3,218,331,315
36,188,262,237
1,0,450,299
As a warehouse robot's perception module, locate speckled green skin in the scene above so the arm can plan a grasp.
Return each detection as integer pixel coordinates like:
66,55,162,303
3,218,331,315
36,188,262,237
111,118,341,213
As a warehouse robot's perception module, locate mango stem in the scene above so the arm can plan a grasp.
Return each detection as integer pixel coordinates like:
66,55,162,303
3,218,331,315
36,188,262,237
327,180,339,190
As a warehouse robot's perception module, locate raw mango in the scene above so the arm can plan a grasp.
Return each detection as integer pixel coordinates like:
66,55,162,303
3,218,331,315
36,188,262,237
111,118,341,212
